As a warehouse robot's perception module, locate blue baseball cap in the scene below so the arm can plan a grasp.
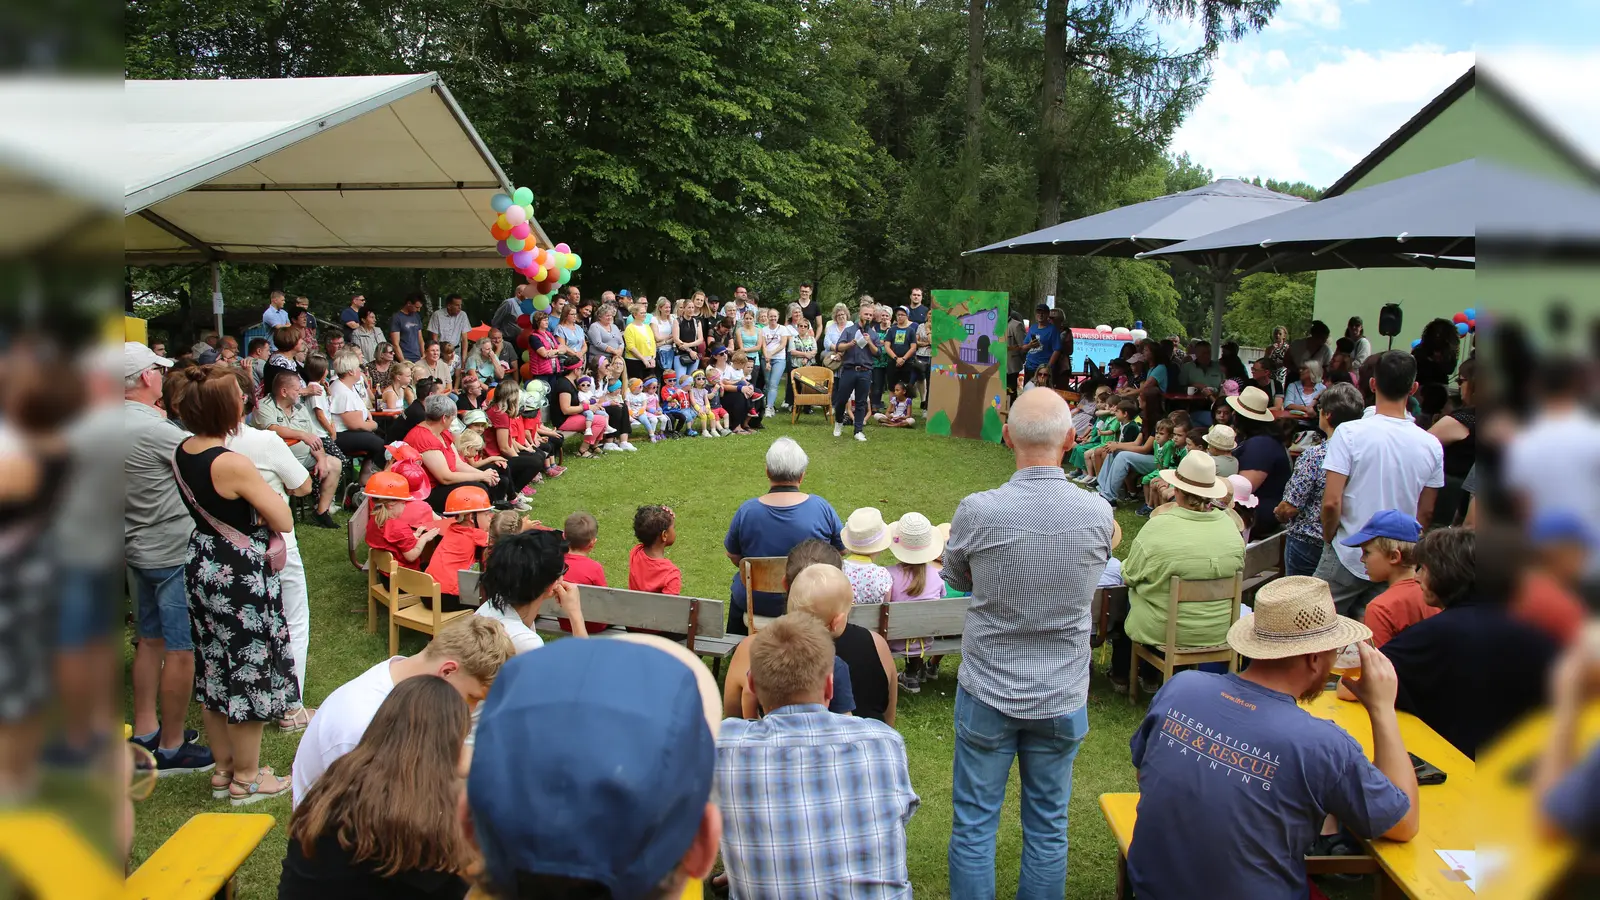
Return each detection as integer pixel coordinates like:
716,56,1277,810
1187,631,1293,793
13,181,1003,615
617,289,631,298
468,639,715,899
1340,509,1421,547
1529,510,1599,549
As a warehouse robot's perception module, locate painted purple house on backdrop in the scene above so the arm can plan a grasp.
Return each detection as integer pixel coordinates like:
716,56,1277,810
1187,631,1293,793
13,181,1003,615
958,308,998,366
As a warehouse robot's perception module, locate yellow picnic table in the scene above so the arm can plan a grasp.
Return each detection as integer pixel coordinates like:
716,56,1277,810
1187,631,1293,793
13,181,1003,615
1302,693,1476,900
1475,701,1600,900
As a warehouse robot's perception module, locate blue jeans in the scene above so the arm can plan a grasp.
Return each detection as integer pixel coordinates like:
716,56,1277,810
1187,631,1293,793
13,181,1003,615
1285,532,1323,577
1098,452,1158,503
834,367,871,432
656,347,676,376
762,357,787,413
949,686,1090,900
672,353,698,381
130,564,192,651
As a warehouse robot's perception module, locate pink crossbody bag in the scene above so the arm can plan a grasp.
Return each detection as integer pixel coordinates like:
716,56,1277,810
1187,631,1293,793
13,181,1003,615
170,453,289,573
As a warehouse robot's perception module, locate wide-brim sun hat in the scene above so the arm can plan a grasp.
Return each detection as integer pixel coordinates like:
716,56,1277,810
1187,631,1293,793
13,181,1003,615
889,512,944,565
461,410,490,428
841,507,893,555
1158,451,1229,500
1200,423,1237,452
1227,474,1258,508
1227,576,1372,660
1226,386,1275,422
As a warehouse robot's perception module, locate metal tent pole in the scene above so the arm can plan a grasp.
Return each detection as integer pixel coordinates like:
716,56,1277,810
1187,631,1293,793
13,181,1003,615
211,262,224,339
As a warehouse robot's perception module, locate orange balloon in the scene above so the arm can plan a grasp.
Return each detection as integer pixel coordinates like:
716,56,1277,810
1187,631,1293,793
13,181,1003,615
490,224,511,241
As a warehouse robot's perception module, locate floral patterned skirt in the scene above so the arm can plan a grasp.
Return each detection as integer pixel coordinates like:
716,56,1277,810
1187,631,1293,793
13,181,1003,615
186,527,300,723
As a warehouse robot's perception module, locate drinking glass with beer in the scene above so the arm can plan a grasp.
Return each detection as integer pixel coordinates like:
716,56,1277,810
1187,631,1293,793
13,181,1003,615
1331,643,1363,680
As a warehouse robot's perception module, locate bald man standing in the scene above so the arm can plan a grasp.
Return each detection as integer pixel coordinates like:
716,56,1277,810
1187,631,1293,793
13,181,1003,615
941,388,1115,900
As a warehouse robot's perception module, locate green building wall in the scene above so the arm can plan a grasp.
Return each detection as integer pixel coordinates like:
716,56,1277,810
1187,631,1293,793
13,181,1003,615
1312,85,1600,347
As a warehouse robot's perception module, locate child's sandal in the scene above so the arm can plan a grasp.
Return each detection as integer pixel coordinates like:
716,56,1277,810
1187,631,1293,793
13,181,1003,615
210,769,234,799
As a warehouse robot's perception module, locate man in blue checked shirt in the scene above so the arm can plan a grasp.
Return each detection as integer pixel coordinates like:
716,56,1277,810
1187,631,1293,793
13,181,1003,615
715,614,918,899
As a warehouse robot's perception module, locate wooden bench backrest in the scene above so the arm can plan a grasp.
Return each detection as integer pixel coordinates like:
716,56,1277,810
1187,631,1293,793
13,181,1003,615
1242,531,1285,579
1093,585,1128,647
847,596,970,640
1170,572,1243,604
536,585,727,639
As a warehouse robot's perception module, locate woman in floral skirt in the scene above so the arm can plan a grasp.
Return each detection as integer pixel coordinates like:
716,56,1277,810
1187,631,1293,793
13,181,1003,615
171,366,299,805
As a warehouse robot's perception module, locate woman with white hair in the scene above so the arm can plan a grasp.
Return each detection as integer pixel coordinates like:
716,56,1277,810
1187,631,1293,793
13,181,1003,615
404,393,508,514
1282,359,1327,416
721,437,845,635
328,348,386,477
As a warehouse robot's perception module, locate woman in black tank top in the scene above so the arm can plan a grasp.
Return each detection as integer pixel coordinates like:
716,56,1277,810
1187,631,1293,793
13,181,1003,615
834,622,892,723
171,366,299,806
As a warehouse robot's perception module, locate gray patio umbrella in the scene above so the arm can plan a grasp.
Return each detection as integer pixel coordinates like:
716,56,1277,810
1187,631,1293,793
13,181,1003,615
1138,159,1503,272
964,179,1308,345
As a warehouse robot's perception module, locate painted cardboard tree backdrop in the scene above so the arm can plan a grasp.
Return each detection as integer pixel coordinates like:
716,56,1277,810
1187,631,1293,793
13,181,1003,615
926,290,1007,443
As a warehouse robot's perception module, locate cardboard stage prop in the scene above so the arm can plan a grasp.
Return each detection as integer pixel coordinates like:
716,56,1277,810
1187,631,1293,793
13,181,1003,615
926,290,1008,443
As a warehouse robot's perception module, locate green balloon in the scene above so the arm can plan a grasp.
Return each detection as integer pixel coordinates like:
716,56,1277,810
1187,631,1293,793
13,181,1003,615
569,253,582,271
532,294,552,311
557,268,572,285
512,186,534,207
506,236,526,252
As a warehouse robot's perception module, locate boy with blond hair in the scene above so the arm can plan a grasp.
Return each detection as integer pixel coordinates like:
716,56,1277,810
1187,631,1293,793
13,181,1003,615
1342,510,1429,647
292,616,514,805
722,563,858,720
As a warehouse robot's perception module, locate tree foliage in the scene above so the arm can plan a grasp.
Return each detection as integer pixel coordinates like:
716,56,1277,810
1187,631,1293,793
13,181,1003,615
1222,271,1315,345
126,0,1288,341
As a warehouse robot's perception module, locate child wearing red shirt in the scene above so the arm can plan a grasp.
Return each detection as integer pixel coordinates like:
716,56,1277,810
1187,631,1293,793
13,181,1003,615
364,471,441,571
1341,510,1432,647
628,505,681,594
562,511,609,587
425,486,495,612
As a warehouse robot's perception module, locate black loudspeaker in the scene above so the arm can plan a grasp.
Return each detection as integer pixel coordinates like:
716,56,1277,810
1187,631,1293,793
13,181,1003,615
1378,303,1403,337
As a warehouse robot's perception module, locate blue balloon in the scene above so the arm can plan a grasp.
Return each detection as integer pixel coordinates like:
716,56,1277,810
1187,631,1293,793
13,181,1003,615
1463,307,1475,319
490,193,513,213
1411,339,1422,348
1455,322,1469,336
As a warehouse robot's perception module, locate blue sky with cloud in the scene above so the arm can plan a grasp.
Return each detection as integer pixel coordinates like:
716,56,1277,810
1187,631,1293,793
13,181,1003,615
1158,0,1599,189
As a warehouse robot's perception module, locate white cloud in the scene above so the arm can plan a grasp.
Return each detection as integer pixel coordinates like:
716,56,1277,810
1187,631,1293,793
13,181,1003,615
1170,44,1473,187
1276,0,1343,31
1480,47,1600,168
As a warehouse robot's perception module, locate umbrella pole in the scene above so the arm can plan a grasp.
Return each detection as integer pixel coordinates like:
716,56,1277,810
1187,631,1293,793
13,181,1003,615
1210,278,1225,348
211,261,224,340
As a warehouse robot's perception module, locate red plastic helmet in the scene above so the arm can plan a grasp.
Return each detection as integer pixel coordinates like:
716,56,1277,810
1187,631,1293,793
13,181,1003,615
394,459,431,500
362,471,412,502
387,442,421,463
444,486,493,516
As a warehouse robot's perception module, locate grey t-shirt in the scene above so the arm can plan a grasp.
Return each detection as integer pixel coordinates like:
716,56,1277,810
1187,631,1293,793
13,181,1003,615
55,404,126,568
252,396,318,465
124,400,194,568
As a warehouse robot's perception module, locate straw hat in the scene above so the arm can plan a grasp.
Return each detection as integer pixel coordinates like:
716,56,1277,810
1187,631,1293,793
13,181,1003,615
1158,452,1230,500
841,507,893,555
936,522,951,545
1226,386,1275,422
889,512,944,565
1201,423,1237,452
1227,576,1372,660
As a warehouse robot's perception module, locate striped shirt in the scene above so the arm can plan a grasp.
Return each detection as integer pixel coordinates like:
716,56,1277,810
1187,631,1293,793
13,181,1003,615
716,704,918,899
942,466,1114,718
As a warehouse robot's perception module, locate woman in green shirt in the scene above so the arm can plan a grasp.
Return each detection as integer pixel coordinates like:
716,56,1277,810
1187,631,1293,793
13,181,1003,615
1110,451,1244,694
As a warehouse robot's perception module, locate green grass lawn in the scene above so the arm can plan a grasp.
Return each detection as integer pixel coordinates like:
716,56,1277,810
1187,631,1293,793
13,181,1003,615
124,415,1363,898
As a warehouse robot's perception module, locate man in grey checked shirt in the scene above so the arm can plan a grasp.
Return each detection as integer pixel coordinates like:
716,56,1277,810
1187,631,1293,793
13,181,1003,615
941,387,1115,900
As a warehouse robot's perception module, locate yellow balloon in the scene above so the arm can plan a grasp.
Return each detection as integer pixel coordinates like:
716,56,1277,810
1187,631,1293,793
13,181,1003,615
565,253,577,269
495,214,509,230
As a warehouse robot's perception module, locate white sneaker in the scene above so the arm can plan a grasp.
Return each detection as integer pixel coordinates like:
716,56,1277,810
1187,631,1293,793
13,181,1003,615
854,431,867,442
602,442,620,452
623,443,639,452
833,424,843,438
513,495,533,511
764,409,775,417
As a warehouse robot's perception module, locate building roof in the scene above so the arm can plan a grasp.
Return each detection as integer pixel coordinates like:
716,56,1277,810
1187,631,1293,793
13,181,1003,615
1323,67,1600,198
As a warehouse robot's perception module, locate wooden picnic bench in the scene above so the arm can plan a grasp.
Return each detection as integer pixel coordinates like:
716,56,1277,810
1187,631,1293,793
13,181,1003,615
844,596,970,657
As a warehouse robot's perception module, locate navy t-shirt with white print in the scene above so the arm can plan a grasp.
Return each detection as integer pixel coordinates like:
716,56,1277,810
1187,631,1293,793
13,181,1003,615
1128,671,1410,900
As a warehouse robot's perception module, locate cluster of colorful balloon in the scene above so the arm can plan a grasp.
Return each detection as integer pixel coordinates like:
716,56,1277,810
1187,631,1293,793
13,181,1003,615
488,187,582,310
1450,307,1477,336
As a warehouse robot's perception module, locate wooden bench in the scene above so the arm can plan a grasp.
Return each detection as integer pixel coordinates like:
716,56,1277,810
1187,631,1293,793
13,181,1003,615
126,812,276,900
1240,530,1286,603
1093,585,1127,649
845,596,971,657
1099,792,1375,899
457,575,737,674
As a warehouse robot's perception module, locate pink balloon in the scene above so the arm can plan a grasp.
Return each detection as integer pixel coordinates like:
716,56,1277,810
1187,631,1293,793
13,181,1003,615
510,223,531,240
511,249,535,269
554,242,570,254
505,205,528,226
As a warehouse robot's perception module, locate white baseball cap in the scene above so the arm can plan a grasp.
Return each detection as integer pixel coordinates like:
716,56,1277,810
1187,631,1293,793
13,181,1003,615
124,341,174,378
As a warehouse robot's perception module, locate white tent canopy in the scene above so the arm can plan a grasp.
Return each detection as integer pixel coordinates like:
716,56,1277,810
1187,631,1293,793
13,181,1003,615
125,73,544,267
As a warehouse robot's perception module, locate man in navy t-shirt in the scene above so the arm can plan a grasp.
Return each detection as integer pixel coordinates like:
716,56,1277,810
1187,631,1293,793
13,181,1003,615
1129,576,1418,899
1022,303,1061,382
